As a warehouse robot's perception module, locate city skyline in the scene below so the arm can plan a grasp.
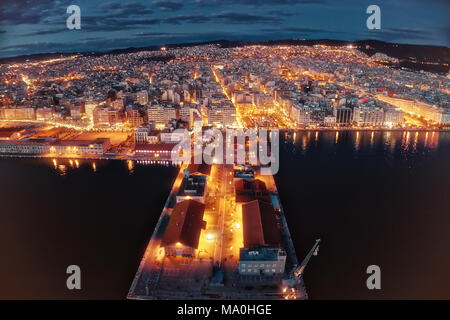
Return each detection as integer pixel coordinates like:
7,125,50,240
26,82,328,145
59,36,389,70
0,0,449,58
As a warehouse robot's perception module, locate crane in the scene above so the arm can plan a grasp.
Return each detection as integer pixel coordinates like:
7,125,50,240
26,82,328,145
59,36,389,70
282,239,321,288
293,238,321,278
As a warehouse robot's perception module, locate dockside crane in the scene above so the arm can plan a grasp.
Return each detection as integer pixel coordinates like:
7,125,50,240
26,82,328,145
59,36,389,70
282,239,321,298
293,238,321,278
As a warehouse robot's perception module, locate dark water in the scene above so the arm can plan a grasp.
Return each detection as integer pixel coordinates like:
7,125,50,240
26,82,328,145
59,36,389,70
0,131,449,299
276,130,450,299
0,159,177,299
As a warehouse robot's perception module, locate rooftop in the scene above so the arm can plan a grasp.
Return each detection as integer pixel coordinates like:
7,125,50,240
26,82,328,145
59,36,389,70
135,143,178,151
242,200,281,249
235,178,271,203
161,199,206,249
177,174,206,198
186,163,212,176
239,246,286,262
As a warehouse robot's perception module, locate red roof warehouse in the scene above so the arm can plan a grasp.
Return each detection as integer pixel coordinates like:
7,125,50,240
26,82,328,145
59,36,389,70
241,199,281,249
161,199,206,257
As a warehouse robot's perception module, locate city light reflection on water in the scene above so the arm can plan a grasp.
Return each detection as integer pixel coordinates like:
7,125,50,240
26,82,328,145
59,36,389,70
49,158,182,176
284,130,441,157
0,131,448,299
277,130,450,299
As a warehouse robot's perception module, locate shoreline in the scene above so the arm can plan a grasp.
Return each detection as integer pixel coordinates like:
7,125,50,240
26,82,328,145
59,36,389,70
0,128,448,161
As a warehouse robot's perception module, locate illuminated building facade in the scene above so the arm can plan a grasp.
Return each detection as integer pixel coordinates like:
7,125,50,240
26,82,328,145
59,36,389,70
136,90,149,105
134,122,156,144
383,107,404,125
0,138,110,156
206,103,236,127
0,107,36,120
238,247,286,276
353,107,384,126
378,95,448,124
290,104,311,127
93,106,119,127
134,142,180,158
176,170,207,203
334,107,353,126
238,200,285,276
49,138,111,156
36,108,54,121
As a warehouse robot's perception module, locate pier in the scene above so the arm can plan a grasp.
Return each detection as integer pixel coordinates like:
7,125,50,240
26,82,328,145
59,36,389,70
127,163,305,300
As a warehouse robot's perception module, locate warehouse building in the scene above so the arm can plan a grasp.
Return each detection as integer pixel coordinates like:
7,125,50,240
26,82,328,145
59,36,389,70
161,199,206,257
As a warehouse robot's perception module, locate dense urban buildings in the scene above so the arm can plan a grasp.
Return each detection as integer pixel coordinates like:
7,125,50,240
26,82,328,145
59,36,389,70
1,44,448,141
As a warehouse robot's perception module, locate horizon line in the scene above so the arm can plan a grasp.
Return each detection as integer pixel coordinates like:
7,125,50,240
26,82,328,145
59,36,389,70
0,37,449,61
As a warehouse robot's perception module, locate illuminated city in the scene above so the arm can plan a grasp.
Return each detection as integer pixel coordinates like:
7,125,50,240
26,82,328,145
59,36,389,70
0,41,448,300
0,0,449,309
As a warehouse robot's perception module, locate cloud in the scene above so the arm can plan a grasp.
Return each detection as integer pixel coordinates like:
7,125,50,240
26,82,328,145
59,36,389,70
261,27,336,34
163,14,210,25
0,0,59,25
1,0,447,58
211,11,282,24
0,30,243,57
152,0,184,11
163,11,282,25
0,0,154,27
194,0,326,6
69,2,157,32
384,28,430,37
442,25,450,46
20,29,65,37
98,1,153,17
266,10,295,17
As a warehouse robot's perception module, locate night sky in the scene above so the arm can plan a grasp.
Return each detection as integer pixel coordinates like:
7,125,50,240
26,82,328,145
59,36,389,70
0,0,448,58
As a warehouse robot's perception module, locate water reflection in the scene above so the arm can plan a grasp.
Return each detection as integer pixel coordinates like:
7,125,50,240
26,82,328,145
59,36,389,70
285,130,442,156
57,164,67,176
49,159,97,175
355,131,360,151
49,158,183,176
127,160,134,174
46,131,443,176
413,132,419,151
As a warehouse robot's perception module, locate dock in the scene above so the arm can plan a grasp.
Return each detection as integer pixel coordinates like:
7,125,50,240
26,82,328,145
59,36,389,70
127,163,306,300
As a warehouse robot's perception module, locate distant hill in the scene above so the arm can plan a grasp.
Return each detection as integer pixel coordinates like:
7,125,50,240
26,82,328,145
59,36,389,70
1,39,448,73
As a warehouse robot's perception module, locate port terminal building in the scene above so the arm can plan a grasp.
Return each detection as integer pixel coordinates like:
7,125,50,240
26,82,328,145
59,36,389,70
234,170,287,277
